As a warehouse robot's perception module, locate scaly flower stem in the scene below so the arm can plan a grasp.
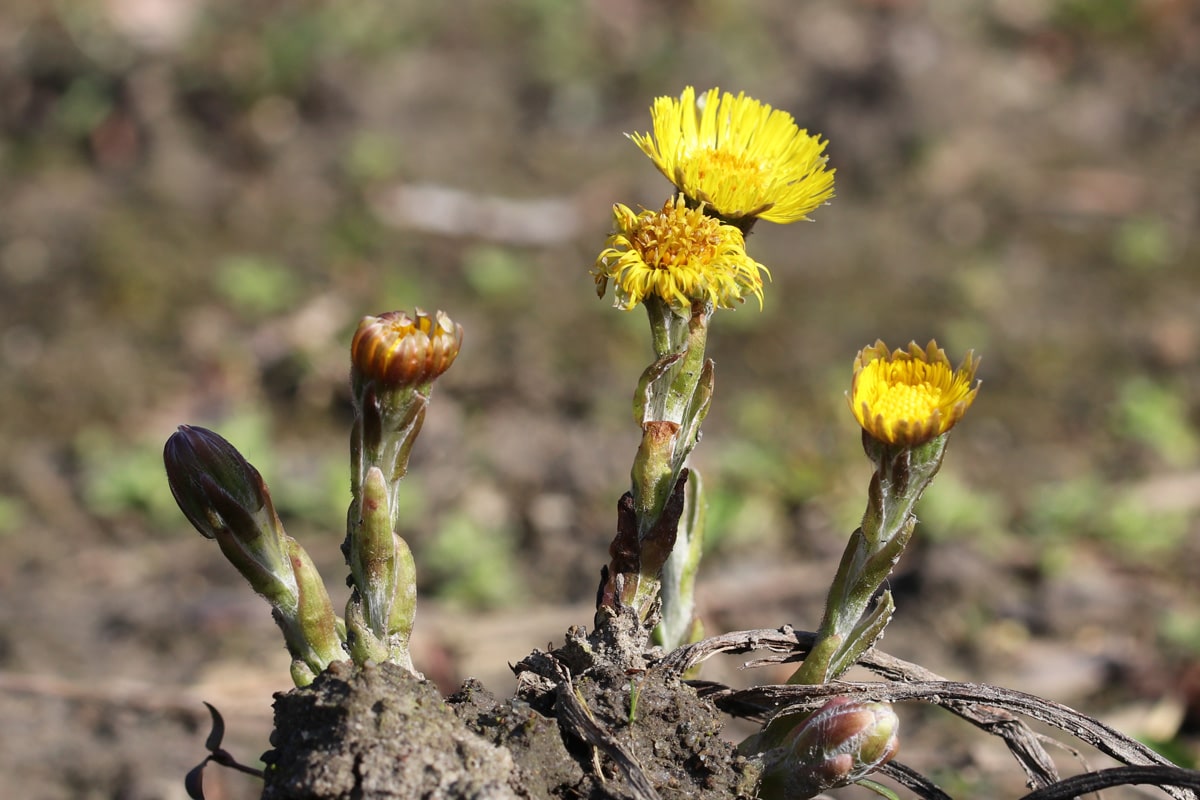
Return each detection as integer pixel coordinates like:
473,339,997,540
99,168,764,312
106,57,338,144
349,381,427,531
654,467,706,650
342,309,461,674
632,297,710,531
789,432,948,686
344,377,427,673
282,536,346,686
616,296,714,620
741,432,949,757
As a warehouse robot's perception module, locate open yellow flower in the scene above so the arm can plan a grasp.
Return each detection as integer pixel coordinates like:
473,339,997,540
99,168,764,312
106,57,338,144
593,195,769,313
849,340,980,447
630,86,835,225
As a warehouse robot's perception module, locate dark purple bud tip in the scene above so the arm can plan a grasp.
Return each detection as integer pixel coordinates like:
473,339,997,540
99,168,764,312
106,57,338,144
164,425,267,539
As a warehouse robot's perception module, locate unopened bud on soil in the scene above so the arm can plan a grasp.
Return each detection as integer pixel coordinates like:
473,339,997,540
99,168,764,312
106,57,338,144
351,309,463,390
760,696,899,799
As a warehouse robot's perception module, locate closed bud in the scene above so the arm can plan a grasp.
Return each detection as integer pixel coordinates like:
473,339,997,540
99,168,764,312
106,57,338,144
165,425,345,684
164,425,291,603
164,425,268,541
761,697,899,799
351,309,463,390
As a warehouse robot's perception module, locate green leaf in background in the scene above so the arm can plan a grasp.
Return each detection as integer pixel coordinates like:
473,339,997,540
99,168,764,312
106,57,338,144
344,131,403,184
420,510,523,610
214,254,300,316
1114,217,1172,272
0,494,26,537
79,411,275,532
463,245,532,300
915,470,1007,548
1113,377,1198,468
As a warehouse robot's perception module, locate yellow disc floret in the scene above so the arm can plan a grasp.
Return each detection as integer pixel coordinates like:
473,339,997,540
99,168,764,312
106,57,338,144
849,341,980,447
630,86,835,224
593,195,769,313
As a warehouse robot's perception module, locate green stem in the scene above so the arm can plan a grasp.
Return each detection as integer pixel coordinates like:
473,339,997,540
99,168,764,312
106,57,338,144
789,434,948,686
344,371,431,673
623,297,713,618
655,468,706,650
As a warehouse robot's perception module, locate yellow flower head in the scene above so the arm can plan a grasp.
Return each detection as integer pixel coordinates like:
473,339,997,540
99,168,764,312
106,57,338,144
593,195,769,313
849,340,980,447
630,86,835,225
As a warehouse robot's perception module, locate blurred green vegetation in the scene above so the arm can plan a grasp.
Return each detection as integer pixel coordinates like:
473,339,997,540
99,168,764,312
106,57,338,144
1052,0,1147,37
0,0,1193,616
913,471,1009,550
214,254,302,317
1026,474,1191,572
77,409,348,537
0,494,25,537
462,245,536,302
1113,377,1198,468
77,424,183,528
421,510,524,610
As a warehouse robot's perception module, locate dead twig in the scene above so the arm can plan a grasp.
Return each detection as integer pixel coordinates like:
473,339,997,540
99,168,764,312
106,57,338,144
554,665,661,800
668,626,1200,799
878,760,955,800
1017,766,1200,800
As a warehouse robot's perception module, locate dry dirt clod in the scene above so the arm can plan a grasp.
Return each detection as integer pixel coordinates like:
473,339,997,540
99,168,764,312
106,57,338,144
261,614,761,799
261,660,520,800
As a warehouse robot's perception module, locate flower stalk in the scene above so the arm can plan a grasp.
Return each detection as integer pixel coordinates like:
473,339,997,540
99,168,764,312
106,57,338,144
788,432,948,687
788,341,979,686
164,425,344,686
632,296,713,536
344,309,462,673
654,466,707,651
598,294,715,623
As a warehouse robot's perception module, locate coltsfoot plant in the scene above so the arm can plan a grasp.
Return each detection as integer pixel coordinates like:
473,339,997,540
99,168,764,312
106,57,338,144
167,87,1200,800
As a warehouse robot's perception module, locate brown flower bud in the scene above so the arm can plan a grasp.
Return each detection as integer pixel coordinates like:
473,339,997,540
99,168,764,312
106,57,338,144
351,309,463,389
762,696,900,798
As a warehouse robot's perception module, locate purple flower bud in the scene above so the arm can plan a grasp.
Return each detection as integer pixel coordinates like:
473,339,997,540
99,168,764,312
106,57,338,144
164,425,291,593
164,426,345,683
164,425,266,540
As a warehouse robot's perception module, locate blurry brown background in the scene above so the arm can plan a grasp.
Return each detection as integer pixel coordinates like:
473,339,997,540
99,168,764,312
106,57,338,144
1,1,1198,797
